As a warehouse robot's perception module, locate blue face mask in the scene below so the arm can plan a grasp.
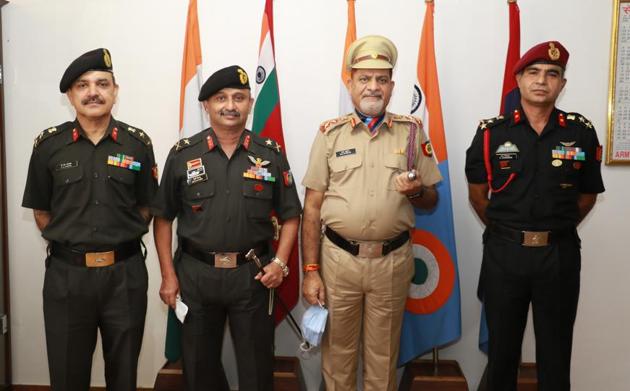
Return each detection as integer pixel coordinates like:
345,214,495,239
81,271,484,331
300,303,328,347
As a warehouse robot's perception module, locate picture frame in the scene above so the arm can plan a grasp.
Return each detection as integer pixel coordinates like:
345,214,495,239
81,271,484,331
607,0,630,164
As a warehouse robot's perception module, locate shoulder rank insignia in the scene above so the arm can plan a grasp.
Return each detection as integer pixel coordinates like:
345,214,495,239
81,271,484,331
175,137,193,152
263,138,281,153
319,115,353,133
125,126,152,146
478,114,506,130
391,114,423,129
566,113,594,129
33,123,70,148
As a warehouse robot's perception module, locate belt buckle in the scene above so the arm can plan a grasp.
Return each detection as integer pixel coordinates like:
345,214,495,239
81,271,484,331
214,252,238,268
357,242,383,258
522,231,549,247
85,251,115,267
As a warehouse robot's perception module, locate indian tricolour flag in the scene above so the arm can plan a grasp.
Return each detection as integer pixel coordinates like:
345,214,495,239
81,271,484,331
398,0,461,366
252,0,299,324
338,0,356,115
178,0,207,138
165,0,206,363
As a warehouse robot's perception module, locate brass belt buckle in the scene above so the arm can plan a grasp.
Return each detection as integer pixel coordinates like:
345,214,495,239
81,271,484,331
85,251,115,267
214,252,238,268
357,242,384,258
522,231,549,247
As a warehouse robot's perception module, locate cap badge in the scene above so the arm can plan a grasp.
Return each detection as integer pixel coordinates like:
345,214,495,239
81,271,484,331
103,49,112,68
237,68,248,85
548,42,560,61
370,53,378,59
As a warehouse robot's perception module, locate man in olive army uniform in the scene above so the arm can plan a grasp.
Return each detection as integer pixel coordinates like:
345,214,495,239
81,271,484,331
152,65,301,391
301,35,442,391
465,41,605,391
22,48,157,390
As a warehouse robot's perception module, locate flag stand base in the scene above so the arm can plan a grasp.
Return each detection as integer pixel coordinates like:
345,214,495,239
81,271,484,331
399,359,469,391
517,362,537,391
153,356,305,391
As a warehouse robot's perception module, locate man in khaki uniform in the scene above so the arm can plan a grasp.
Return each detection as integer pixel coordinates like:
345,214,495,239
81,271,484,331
301,35,442,391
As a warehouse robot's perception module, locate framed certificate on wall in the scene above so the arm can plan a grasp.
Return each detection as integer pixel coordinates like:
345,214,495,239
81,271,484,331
607,0,630,164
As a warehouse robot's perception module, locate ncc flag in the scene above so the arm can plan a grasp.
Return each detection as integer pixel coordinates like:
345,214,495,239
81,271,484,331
479,0,521,355
338,0,357,115
252,0,299,324
398,0,461,366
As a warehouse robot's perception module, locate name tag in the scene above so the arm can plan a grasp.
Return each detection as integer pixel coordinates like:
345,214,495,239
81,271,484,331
335,148,356,157
55,161,78,171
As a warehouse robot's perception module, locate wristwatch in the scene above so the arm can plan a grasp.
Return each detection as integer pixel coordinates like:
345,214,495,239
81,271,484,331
272,256,289,277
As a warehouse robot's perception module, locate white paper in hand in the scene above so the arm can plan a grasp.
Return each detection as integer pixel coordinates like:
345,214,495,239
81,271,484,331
175,295,188,323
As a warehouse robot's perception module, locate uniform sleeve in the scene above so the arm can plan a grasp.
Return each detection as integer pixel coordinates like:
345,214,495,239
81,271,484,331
465,127,487,184
22,146,52,210
579,128,605,194
151,148,181,220
415,125,442,186
273,151,302,221
135,144,158,207
301,131,330,191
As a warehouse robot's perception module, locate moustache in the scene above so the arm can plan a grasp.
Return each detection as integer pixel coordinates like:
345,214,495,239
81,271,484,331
220,110,241,117
362,94,383,99
81,96,105,105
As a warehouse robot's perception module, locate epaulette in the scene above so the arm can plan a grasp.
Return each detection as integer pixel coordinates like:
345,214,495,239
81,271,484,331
253,133,282,154
319,115,353,133
566,113,594,130
391,114,423,128
120,122,152,146
33,122,72,148
173,133,202,152
478,115,507,130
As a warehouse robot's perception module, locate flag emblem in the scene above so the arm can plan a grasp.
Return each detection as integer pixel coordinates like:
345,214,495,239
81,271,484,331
256,66,267,84
406,229,456,315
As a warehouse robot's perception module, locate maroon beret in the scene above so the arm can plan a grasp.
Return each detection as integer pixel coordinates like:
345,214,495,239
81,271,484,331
513,41,569,75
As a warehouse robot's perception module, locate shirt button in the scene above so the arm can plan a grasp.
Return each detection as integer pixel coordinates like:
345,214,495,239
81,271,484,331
93,172,99,179
64,178,70,184
369,190,375,197
196,192,201,197
226,189,230,195
92,227,98,232
94,200,100,205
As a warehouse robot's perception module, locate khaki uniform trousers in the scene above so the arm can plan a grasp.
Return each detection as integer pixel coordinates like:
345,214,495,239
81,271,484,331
321,235,414,391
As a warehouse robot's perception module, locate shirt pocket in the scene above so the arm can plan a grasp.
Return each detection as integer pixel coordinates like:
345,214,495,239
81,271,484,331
551,158,582,193
107,165,137,207
53,165,83,187
242,180,273,220
383,153,407,190
328,154,362,187
184,179,215,213
491,155,522,189
52,166,87,205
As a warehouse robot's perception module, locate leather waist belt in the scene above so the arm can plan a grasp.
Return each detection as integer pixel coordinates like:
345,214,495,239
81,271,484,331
181,239,268,269
325,227,410,258
50,240,141,267
488,224,574,247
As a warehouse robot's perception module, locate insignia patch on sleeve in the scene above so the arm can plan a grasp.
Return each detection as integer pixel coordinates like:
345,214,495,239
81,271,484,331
422,141,433,157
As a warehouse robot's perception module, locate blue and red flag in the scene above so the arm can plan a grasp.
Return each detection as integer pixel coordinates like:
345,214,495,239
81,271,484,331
398,0,461,366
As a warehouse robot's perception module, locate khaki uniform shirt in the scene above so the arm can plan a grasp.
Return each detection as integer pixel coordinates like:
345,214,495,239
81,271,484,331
303,112,442,240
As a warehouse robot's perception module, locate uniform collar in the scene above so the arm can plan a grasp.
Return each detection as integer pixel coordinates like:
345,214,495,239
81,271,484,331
205,128,252,153
70,116,121,144
349,111,394,134
509,106,566,132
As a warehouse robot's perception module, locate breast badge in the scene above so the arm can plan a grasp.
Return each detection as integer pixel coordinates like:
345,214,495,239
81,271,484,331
186,158,208,185
243,156,276,182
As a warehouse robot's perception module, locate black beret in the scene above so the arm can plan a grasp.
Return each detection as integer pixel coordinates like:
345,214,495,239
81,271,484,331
198,65,250,101
59,48,113,93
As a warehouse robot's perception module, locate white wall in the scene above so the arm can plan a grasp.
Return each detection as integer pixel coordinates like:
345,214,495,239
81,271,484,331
2,0,628,390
